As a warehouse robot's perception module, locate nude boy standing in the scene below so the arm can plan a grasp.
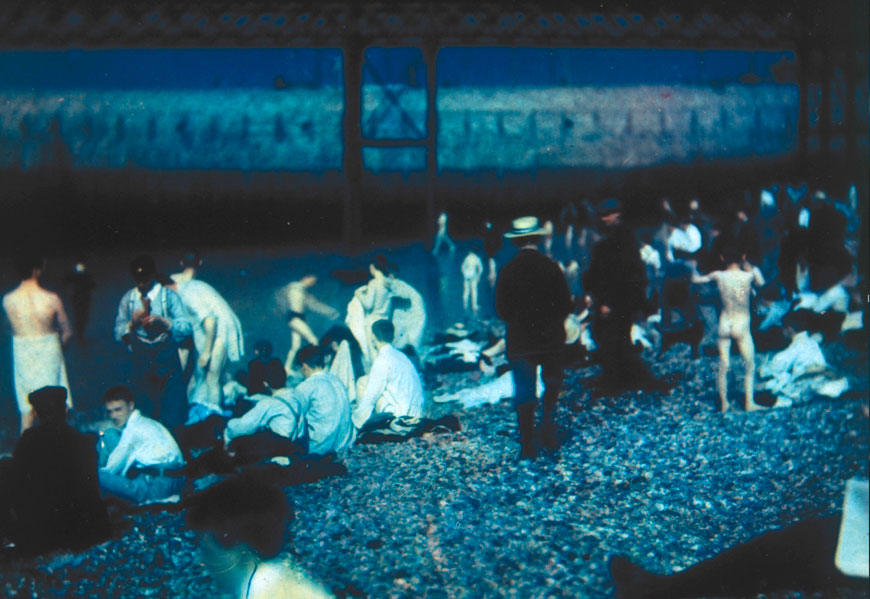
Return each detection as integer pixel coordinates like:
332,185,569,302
692,250,766,412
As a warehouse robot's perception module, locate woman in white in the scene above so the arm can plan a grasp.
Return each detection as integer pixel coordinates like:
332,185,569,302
171,252,244,421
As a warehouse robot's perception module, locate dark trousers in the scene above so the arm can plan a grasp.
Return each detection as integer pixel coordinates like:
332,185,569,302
511,353,564,410
129,339,188,430
592,309,648,382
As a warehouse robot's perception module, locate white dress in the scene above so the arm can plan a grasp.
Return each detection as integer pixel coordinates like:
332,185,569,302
173,278,245,409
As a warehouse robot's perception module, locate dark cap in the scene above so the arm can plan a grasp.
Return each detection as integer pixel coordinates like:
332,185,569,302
129,255,157,283
28,386,68,418
597,198,622,217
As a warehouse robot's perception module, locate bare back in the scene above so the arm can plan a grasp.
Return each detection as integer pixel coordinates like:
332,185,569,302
711,267,762,339
2,282,70,339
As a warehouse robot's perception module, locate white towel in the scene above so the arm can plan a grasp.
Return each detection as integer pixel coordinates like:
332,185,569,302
12,334,72,413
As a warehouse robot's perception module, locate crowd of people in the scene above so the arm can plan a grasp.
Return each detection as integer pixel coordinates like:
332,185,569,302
0,180,866,597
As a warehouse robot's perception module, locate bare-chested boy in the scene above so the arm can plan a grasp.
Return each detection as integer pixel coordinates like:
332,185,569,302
280,275,340,374
2,253,72,432
692,249,766,412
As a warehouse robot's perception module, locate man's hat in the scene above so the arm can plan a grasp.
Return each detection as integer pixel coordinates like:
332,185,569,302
130,255,157,282
28,386,68,416
597,198,622,217
504,216,546,238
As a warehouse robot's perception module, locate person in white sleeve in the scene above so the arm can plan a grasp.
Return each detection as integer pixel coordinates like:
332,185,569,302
98,385,185,504
352,319,424,430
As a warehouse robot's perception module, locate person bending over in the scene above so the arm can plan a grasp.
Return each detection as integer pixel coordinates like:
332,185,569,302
170,250,245,423
279,275,339,375
98,385,185,505
352,319,424,430
691,249,766,412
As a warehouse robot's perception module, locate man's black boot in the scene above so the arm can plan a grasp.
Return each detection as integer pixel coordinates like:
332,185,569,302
515,402,538,460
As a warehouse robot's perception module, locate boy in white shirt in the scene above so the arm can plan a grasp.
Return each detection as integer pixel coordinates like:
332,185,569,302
353,320,424,430
98,385,185,504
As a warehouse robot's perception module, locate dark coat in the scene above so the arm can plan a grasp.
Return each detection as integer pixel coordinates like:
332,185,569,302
9,419,109,555
495,247,572,360
582,225,648,315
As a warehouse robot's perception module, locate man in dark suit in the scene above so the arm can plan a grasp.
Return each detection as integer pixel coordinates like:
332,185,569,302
583,199,669,393
1,386,110,556
495,217,573,460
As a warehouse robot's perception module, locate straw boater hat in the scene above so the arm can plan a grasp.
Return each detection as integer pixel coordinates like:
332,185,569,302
504,216,547,238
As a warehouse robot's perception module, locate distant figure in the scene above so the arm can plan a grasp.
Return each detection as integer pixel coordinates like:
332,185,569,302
461,250,485,316
187,475,334,599
98,385,185,505
0,386,109,557
352,319,424,430
3,251,72,432
692,249,766,412
62,260,95,343
246,340,287,397
171,250,245,422
432,211,456,254
113,255,192,430
483,220,503,288
278,275,340,374
495,217,573,459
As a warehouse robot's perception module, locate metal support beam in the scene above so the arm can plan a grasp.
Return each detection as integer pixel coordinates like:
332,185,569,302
819,48,832,166
423,38,438,244
797,43,809,166
343,14,363,251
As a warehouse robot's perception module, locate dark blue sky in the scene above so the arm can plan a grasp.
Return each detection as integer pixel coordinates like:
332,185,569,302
0,47,794,90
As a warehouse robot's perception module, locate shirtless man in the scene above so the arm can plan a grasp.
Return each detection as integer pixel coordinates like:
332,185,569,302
280,275,340,374
692,249,766,412
2,253,72,432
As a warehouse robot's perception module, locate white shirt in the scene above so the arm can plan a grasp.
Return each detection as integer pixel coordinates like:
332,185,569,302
295,371,355,454
353,344,424,429
102,410,184,476
666,224,702,261
639,243,661,271
224,390,306,443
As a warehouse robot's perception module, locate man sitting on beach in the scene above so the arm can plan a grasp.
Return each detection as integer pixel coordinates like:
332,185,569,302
352,319,424,430
691,248,766,412
291,346,355,454
98,385,185,504
1,386,109,556
3,252,73,432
